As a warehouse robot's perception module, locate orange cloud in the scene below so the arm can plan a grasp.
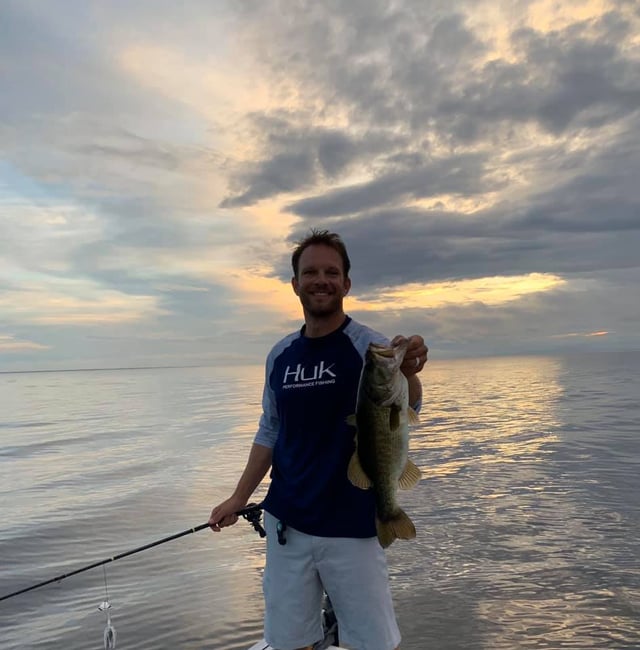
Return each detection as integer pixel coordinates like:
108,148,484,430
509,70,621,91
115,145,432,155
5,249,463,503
550,330,610,339
349,273,566,310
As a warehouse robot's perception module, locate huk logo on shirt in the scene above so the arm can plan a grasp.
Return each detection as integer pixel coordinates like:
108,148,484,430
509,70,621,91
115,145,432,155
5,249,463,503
282,361,337,389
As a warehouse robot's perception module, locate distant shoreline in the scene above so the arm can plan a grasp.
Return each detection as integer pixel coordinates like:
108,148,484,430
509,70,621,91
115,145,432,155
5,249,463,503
2,348,638,375
0,364,211,375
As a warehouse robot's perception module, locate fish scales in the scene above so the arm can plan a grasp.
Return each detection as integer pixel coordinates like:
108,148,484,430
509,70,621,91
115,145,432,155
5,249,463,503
356,400,407,519
347,341,422,547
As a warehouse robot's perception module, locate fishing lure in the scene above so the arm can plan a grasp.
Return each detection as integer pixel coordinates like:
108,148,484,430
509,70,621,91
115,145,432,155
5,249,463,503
98,599,117,649
98,566,116,648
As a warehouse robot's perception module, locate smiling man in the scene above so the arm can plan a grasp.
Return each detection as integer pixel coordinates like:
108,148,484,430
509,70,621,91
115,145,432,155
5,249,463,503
209,229,428,650
292,240,352,329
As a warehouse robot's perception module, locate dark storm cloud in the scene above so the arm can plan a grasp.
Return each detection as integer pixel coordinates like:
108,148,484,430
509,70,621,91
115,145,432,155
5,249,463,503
286,152,496,218
221,151,317,208
220,117,403,207
282,115,640,292
221,3,488,205
223,1,640,212
223,0,640,299
438,18,640,137
286,211,639,293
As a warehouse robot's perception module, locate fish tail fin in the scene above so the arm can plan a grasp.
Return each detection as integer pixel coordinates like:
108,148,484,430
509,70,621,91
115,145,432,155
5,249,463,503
376,508,416,548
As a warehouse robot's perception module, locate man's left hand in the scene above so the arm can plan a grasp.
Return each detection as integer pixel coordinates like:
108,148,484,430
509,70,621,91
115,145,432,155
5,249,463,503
391,334,428,377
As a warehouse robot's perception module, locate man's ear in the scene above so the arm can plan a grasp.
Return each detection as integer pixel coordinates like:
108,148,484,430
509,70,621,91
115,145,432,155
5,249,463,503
291,276,300,295
343,277,351,295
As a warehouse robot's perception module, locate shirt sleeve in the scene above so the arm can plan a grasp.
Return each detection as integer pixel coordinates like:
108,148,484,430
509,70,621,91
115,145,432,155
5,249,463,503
253,352,279,448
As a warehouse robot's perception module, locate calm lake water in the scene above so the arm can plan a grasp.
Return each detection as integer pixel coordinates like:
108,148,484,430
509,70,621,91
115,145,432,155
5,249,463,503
1,352,639,649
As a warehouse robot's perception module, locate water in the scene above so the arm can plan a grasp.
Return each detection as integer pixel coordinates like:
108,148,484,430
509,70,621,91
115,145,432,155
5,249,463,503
1,353,639,649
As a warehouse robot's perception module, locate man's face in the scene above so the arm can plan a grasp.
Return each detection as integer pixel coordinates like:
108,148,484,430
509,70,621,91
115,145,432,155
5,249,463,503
292,244,351,317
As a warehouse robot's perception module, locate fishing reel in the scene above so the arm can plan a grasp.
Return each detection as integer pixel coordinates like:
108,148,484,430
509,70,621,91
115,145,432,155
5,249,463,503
238,503,266,538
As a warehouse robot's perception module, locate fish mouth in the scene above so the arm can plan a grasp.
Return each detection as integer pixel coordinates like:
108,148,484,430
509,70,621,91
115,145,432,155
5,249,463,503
368,343,394,357
371,347,395,358
369,341,408,358
367,341,409,369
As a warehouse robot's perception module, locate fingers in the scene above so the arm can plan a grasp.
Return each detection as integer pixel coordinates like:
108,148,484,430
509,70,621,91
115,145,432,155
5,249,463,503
208,508,222,532
391,335,407,347
395,334,429,376
208,503,240,532
209,513,239,532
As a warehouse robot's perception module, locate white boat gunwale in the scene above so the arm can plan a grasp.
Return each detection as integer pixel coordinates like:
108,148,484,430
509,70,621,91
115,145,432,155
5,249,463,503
249,639,344,650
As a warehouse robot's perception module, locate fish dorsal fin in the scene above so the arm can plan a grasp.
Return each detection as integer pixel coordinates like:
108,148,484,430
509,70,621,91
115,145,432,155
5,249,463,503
348,452,372,489
398,458,422,490
389,406,400,431
408,407,420,425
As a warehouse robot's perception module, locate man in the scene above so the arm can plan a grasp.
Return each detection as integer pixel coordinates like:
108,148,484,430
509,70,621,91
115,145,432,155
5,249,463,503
209,229,427,650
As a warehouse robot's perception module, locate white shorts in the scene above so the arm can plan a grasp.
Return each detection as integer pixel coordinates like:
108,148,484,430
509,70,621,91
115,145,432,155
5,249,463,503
263,511,401,650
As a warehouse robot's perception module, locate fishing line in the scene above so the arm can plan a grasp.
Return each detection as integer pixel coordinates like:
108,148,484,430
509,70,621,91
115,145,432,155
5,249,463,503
0,504,265,603
102,566,110,602
99,566,116,650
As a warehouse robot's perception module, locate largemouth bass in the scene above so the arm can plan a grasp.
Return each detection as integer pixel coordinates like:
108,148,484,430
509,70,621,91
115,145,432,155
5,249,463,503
347,340,421,547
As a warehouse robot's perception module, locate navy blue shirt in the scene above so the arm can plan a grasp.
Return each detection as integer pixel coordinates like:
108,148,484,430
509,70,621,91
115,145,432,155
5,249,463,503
255,316,388,537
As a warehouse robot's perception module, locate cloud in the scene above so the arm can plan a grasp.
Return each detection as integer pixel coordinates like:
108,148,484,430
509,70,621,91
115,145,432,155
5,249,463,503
285,152,496,218
220,0,640,306
350,273,566,310
1,0,638,369
550,331,610,338
0,270,166,326
349,267,640,357
0,334,49,352
220,119,404,208
436,13,640,137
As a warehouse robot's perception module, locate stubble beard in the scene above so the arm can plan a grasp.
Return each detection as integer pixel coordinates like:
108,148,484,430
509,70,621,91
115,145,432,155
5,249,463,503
300,292,344,319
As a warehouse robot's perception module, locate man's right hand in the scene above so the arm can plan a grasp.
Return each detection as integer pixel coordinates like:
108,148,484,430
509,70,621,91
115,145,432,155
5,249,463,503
208,495,247,532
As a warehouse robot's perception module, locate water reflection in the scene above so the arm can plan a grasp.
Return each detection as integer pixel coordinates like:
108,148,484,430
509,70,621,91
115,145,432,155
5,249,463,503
411,355,562,473
395,354,640,649
2,357,640,649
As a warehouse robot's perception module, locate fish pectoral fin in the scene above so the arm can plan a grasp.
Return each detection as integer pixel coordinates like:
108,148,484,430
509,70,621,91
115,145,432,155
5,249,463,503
346,413,357,427
408,407,420,425
398,458,422,490
347,452,372,489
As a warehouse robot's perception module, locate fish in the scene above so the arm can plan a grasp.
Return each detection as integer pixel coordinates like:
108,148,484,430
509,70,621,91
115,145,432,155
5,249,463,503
347,340,422,548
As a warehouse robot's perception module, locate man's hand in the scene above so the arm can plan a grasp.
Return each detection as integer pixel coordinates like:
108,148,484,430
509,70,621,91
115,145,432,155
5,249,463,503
392,334,428,378
208,495,247,532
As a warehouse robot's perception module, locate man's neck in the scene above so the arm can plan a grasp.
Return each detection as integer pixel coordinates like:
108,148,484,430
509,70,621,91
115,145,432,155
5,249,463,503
303,311,347,338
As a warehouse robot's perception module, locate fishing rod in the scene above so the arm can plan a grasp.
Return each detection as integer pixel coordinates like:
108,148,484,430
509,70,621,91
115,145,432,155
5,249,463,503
0,503,265,603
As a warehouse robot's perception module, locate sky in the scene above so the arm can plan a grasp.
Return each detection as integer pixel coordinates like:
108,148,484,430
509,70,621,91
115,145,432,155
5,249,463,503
1,0,639,371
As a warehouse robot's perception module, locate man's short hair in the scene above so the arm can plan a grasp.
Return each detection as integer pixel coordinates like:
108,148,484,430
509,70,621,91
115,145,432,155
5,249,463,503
291,229,351,279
